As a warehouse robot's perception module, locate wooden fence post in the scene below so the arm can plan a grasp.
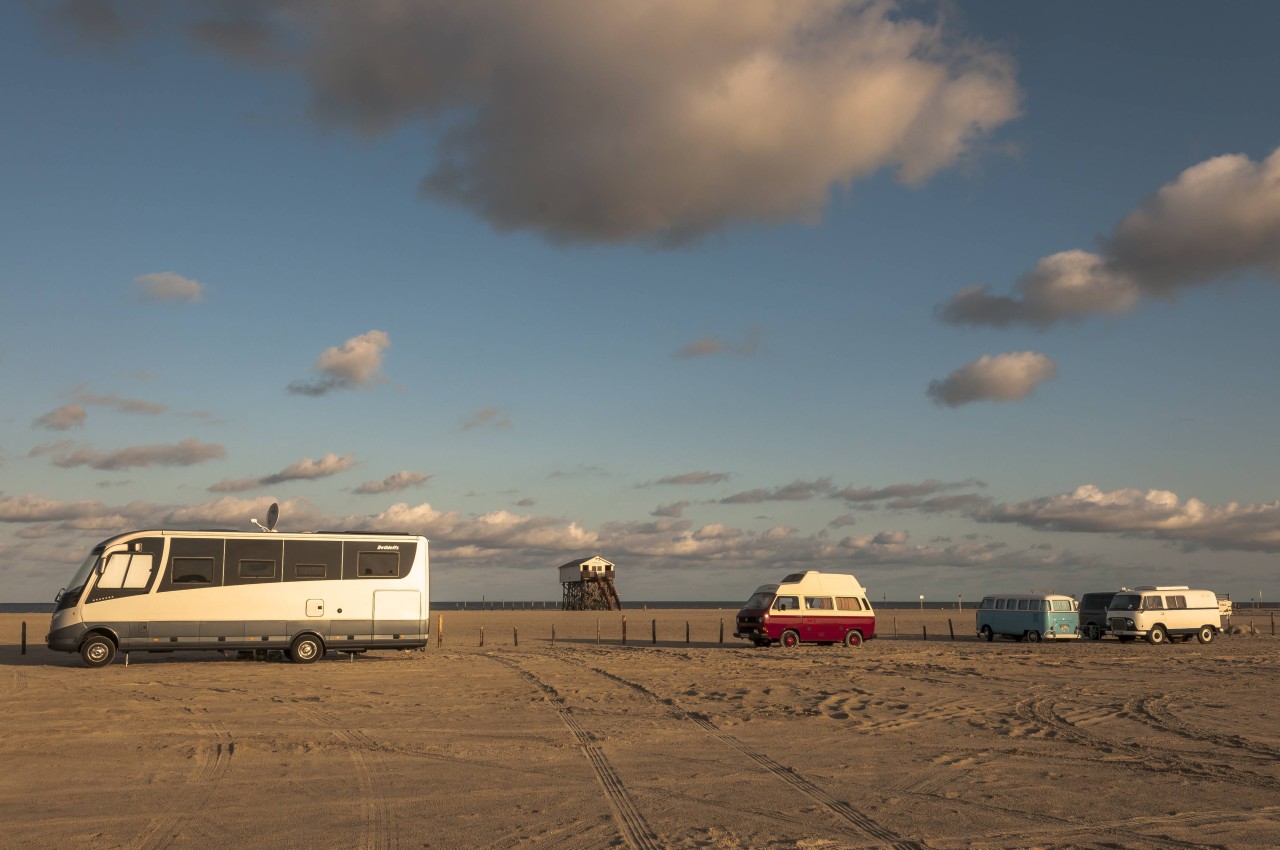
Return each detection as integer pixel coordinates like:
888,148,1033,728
651,619,657,645
552,624,556,645
622,615,627,645
21,621,26,655
685,621,690,644
437,614,443,647
479,626,485,647
948,618,955,640
922,625,928,641
719,618,724,644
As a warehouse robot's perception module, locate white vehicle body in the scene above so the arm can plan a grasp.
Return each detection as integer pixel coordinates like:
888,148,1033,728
734,571,876,648
1106,585,1221,645
47,528,429,667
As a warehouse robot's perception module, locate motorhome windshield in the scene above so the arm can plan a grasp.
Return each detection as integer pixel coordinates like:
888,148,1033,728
743,591,774,610
57,548,102,606
1111,593,1142,610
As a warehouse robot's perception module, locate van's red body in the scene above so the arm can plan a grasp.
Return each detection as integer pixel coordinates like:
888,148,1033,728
734,571,876,648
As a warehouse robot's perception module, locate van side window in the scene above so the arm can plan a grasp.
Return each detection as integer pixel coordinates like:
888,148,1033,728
995,599,1006,609
1016,599,1029,611
1142,595,1163,609
836,597,862,611
979,597,995,610
1051,600,1073,612
173,557,215,584
1167,595,1187,609
805,597,834,610
773,595,799,611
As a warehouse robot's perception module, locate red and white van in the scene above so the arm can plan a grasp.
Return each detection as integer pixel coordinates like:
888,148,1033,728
734,571,876,648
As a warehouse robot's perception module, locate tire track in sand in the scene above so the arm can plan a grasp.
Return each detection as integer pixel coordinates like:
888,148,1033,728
1014,696,1280,792
588,665,923,850
1126,694,1280,761
297,706,398,850
125,707,234,850
487,655,662,850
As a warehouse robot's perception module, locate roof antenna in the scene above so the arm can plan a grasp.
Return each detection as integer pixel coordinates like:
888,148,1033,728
251,502,280,533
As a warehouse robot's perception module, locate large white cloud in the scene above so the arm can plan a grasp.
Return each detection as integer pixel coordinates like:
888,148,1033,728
83,0,1018,244
926,351,1057,407
939,147,1280,327
134,271,205,303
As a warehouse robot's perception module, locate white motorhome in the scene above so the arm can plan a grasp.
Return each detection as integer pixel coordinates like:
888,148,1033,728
1106,586,1222,645
47,526,429,667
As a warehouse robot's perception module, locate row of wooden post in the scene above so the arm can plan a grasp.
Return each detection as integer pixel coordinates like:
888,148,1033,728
436,615,726,647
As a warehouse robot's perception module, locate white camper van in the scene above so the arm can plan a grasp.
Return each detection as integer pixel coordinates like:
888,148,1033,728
735,571,875,648
47,526,429,667
1106,586,1222,645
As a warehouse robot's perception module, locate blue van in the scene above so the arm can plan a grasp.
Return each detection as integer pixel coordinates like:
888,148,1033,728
976,593,1080,642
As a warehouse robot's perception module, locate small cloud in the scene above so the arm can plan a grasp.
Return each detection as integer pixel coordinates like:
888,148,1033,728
656,471,730,486
354,470,430,495
515,497,536,507
721,478,832,504
828,513,858,529
927,352,1057,407
210,453,355,492
75,392,166,415
462,407,512,430
675,327,763,358
34,404,86,431
135,272,205,303
288,330,390,396
31,438,225,470
651,501,691,518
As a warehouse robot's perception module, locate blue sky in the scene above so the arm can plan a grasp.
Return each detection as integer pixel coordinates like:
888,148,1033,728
2,1,1278,605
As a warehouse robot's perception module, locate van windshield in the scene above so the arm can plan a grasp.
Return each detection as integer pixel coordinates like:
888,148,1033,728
742,591,774,610
1111,593,1142,611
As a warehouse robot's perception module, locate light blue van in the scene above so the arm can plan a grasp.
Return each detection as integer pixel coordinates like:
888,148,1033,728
976,593,1080,642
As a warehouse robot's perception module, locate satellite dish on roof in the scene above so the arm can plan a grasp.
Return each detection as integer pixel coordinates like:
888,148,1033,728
251,502,280,533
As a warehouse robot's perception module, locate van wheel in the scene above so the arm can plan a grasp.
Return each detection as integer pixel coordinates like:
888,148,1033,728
1147,625,1168,645
1025,630,1042,643
289,634,324,664
80,634,116,668
980,625,994,642
844,630,863,648
1085,624,1101,640
1195,626,1215,645
781,630,800,649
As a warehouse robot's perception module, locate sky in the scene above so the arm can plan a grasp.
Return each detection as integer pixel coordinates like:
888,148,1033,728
2,1,1278,605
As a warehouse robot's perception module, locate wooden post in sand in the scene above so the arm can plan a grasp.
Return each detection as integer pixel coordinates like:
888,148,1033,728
893,617,897,637
551,624,556,645
922,625,928,641
437,615,443,647
651,619,657,645
719,619,724,644
479,626,485,647
21,621,26,655
622,615,628,645
686,621,690,644
596,618,600,644
948,619,955,640
514,626,519,647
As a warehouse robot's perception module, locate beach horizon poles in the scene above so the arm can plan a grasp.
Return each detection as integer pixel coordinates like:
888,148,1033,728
20,621,25,655
651,619,656,645
622,615,627,645
480,626,485,647
437,615,443,647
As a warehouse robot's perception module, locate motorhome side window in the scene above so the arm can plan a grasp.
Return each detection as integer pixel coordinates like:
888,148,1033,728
773,595,799,611
1142,595,1163,609
294,563,327,578
805,597,833,610
1167,595,1187,609
238,559,276,579
836,597,863,611
357,550,399,577
173,557,215,584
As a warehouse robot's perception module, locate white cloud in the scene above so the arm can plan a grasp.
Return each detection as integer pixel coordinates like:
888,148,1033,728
30,438,226,470
134,271,205,303
939,147,1280,327
210,453,355,492
462,407,512,430
927,351,1057,407
179,1,1019,244
354,470,431,495
33,404,86,431
288,330,390,396
975,484,1280,553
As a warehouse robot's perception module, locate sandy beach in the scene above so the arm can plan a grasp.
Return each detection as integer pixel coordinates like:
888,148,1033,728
2,609,1278,850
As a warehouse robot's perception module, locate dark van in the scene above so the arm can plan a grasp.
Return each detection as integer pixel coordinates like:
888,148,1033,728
1078,591,1119,640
